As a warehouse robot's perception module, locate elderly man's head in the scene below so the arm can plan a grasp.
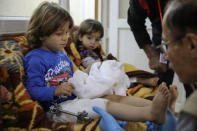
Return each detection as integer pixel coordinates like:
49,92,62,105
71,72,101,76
162,0,197,84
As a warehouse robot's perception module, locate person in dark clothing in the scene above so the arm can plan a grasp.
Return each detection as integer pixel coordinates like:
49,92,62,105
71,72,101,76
127,0,174,87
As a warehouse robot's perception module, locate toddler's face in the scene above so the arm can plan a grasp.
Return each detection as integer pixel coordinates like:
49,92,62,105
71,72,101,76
79,32,101,50
40,21,71,52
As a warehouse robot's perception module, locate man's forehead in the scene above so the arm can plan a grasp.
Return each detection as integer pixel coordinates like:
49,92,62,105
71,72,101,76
162,19,173,40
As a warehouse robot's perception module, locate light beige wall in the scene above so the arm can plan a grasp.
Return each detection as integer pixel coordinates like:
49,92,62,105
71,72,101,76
0,0,58,17
70,0,95,25
119,0,129,18
0,0,95,34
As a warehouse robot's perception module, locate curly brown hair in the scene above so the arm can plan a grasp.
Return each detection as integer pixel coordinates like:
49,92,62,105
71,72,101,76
26,1,73,49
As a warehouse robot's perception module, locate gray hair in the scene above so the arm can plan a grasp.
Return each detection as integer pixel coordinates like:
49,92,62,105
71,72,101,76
164,0,197,39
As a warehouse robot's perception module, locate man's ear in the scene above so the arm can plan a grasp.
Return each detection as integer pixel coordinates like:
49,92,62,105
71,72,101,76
186,33,197,58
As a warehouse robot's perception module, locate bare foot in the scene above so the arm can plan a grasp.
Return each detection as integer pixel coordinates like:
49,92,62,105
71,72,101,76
137,77,159,87
151,82,169,125
169,85,178,112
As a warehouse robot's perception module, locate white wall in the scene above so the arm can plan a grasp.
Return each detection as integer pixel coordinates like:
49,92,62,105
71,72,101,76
0,0,58,35
70,0,95,25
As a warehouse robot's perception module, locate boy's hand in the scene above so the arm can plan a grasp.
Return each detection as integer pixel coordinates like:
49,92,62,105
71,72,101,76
54,82,75,96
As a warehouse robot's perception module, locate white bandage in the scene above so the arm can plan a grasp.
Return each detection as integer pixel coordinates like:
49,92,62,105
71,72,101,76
48,98,108,123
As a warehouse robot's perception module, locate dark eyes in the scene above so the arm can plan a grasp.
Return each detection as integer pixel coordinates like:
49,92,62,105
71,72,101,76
95,39,100,42
87,36,100,42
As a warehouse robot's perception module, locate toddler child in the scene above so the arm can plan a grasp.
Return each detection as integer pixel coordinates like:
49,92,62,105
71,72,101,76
73,19,159,87
24,1,170,124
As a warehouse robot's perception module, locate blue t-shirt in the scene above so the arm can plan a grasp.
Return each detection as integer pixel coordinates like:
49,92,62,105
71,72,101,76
24,48,76,110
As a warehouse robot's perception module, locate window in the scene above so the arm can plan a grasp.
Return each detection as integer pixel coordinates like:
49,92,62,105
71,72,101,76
0,0,96,34
0,0,59,34
70,0,95,25
0,0,58,17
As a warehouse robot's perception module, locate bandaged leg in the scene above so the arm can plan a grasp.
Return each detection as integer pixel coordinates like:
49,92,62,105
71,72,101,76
47,98,108,123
